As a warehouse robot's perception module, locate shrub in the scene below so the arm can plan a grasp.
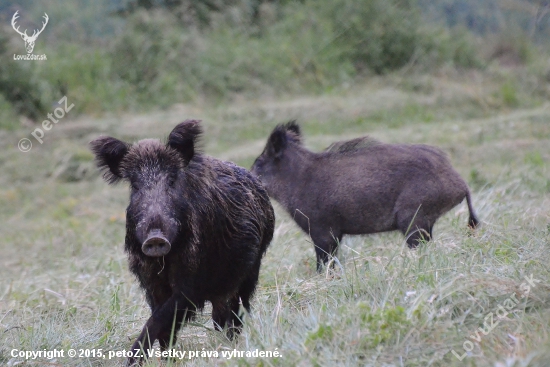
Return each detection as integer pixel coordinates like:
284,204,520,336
0,28,48,122
0,0,491,123
319,0,420,74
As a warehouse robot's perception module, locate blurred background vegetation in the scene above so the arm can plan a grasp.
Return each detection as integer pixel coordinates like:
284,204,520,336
1,0,549,129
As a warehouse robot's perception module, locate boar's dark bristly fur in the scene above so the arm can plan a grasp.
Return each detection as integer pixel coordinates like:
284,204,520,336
251,121,479,272
90,120,274,366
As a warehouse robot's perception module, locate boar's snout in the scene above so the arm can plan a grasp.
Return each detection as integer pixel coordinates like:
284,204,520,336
142,230,171,257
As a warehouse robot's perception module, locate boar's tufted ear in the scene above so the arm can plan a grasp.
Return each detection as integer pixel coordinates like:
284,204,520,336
285,120,301,137
267,126,288,160
167,119,202,165
90,136,130,184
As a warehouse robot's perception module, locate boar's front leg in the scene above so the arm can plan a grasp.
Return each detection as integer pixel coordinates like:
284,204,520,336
127,292,196,366
311,230,342,273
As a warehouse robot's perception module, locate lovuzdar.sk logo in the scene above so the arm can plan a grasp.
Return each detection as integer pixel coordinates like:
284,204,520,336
11,11,48,61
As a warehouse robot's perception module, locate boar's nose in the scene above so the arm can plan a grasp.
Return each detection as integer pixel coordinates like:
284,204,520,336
142,230,171,257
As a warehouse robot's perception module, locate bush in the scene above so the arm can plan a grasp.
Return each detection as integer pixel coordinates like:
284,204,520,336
111,9,199,107
0,28,48,122
0,0,491,124
415,25,483,69
317,0,420,74
0,93,19,130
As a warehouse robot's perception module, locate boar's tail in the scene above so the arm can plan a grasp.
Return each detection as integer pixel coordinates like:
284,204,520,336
466,191,479,229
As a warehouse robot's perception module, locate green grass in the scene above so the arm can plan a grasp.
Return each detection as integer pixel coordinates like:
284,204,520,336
1,73,550,366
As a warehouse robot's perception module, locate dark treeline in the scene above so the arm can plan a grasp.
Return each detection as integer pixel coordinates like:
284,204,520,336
0,0,548,128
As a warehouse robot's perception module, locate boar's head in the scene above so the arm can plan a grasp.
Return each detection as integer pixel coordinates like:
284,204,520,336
250,121,301,193
90,120,201,257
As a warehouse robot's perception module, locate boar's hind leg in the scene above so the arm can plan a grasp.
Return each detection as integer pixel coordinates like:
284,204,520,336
212,295,242,340
212,259,263,340
230,258,263,334
397,214,433,249
228,295,244,339
238,258,262,313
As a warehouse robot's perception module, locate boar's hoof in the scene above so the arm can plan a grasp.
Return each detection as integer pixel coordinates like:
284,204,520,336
142,231,171,257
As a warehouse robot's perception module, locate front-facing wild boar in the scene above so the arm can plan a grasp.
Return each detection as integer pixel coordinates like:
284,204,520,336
90,120,274,366
251,121,478,272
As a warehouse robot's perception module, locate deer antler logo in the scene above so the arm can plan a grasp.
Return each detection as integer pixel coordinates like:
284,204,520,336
11,11,49,54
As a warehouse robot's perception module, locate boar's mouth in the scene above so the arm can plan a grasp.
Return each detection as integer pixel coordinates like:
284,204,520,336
142,230,171,257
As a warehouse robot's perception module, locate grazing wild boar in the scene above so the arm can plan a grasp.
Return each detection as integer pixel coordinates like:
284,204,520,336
90,120,274,366
251,121,478,272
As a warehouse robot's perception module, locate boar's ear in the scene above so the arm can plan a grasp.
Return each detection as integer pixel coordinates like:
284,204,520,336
285,120,301,137
167,119,202,165
267,128,287,160
90,136,130,184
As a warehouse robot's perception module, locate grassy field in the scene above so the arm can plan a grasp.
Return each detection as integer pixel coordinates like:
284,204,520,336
1,71,549,366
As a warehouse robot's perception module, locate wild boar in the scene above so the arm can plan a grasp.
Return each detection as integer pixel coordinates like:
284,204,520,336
90,120,274,366
251,121,478,272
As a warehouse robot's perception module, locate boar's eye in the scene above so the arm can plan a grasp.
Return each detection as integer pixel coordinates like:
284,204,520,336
168,174,176,188
253,156,263,167
131,182,141,191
